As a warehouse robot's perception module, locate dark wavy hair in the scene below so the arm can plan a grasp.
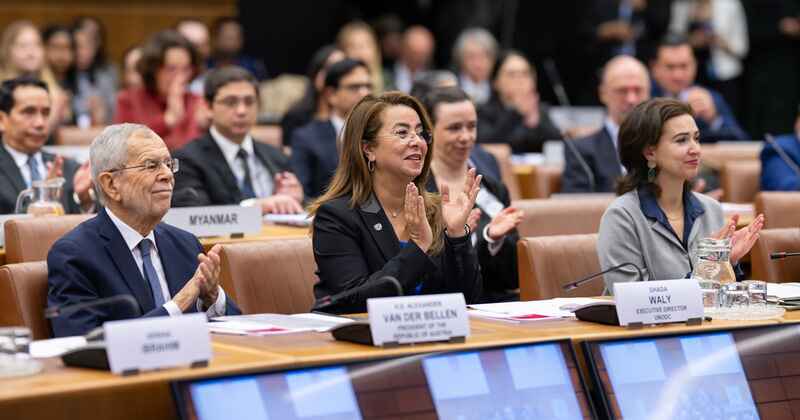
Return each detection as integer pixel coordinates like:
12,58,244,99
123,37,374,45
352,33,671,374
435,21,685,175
616,98,693,196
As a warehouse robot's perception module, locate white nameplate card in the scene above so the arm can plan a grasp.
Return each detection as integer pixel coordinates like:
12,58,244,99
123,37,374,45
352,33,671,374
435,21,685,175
614,279,703,326
105,313,211,375
163,205,261,237
0,214,31,247
367,293,470,347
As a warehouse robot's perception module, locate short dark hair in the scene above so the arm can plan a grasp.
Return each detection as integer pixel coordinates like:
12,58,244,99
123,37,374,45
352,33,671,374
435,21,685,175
42,24,73,44
421,86,471,124
654,33,692,60
211,16,239,37
616,98,694,196
203,65,258,103
490,49,536,83
137,30,199,94
0,77,49,113
324,58,369,89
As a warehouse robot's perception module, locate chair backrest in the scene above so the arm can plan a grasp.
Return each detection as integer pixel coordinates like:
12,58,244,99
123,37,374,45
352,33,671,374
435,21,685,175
219,238,317,314
478,143,522,201
517,234,602,300
721,160,761,203
755,192,800,229
513,197,614,237
0,261,51,340
750,228,800,283
526,165,563,198
700,142,762,170
4,215,93,263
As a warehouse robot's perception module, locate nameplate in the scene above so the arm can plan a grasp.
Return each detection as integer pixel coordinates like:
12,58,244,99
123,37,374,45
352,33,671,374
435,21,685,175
163,205,261,237
0,214,31,247
104,313,211,375
367,293,470,347
614,280,703,326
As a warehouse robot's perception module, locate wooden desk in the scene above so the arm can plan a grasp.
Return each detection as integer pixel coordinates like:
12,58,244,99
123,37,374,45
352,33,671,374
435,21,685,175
198,223,308,252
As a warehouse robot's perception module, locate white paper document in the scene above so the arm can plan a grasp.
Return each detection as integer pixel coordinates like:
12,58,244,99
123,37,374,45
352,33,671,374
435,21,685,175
28,336,88,358
210,313,352,335
263,213,312,226
468,298,607,322
767,282,800,300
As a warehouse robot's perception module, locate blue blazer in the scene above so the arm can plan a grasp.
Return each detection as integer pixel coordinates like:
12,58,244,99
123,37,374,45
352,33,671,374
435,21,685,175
290,119,339,199
562,127,622,193
761,134,800,191
469,145,502,183
47,209,241,337
651,83,748,142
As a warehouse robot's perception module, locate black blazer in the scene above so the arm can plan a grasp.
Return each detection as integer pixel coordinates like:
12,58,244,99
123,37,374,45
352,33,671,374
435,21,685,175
312,194,483,314
562,127,623,193
427,171,519,300
289,119,339,199
469,145,502,183
0,141,82,214
47,209,241,336
477,98,563,154
172,131,292,206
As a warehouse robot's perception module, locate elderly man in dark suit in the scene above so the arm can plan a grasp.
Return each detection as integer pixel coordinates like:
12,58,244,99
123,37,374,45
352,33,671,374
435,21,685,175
48,123,241,337
172,66,304,214
0,77,94,214
563,55,651,193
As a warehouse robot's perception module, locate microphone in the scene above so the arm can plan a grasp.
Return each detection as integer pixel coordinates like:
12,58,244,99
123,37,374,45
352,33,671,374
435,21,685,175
562,262,645,291
562,136,597,193
771,252,800,260
313,276,403,312
764,133,800,181
542,58,571,107
45,294,141,319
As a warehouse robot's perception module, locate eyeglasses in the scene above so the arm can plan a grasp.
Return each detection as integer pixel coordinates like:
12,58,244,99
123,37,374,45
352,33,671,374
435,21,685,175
108,158,179,174
379,128,432,145
339,83,373,93
214,95,258,108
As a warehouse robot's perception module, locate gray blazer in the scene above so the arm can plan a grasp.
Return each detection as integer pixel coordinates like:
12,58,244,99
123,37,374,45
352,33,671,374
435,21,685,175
597,189,725,294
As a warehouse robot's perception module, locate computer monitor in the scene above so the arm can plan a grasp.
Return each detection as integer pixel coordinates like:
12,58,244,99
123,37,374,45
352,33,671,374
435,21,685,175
583,324,800,420
173,340,594,419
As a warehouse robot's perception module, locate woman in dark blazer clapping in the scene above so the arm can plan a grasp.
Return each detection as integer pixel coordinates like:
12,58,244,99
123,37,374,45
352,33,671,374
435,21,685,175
308,92,483,314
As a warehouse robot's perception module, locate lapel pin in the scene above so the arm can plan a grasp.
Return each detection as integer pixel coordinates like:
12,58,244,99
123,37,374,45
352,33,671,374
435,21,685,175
374,223,382,231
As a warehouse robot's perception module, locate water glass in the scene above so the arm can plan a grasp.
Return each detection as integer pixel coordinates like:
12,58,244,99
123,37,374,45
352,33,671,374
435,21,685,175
698,279,721,309
721,283,750,310
744,280,768,308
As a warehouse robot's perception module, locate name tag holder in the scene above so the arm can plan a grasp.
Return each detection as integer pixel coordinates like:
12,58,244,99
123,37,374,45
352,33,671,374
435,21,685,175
613,279,704,328
163,205,261,238
366,293,470,347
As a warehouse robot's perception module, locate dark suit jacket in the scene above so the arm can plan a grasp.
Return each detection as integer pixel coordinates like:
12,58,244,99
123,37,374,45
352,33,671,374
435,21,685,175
47,209,241,337
427,171,519,300
0,141,82,214
761,133,800,191
289,119,339,199
172,131,292,207
469,145,502,183
651,83,749,142
312,194,482,314
477,98,563,153
562,127,622,193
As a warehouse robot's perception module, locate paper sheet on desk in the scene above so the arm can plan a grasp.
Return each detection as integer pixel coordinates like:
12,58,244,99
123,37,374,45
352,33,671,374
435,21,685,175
211,313,352,335
469,298,607,321
263,212,312,226
768,283,800,300
29,336,87,358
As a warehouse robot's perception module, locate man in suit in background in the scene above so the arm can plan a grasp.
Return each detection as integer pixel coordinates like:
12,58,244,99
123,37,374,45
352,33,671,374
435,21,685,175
173,66,304,214
650,34,749,142
48,123,240,337
761,112,800,191
562,55,650,193
290,58,372,199
0,77,94,214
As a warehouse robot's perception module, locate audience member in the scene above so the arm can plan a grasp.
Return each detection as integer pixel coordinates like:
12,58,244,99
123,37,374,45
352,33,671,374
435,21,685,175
0,77,94,214
372,14,405,68
280,45,345,144
390,26,435,93
122,46,143,90
424,87,523,302
649,35,749,142
208,17,267,81
308,92,482,314
562,55,650,193
760,112,800,191
452,28,497,105
669,0,749,117
173,66,303,214
176,18,211,95
47,123,241,337
72,17,117,127
337,21,385,93
42,25,75,93
115,30,203,151
477,50,562,153
290,58,372,199
598,98,762,292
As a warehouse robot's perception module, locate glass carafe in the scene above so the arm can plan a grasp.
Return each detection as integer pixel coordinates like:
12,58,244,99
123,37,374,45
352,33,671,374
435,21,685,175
14,177,65,216
691,237,735,309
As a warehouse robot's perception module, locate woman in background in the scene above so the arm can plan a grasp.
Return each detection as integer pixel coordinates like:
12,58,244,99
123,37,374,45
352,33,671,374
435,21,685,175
337,21,386,94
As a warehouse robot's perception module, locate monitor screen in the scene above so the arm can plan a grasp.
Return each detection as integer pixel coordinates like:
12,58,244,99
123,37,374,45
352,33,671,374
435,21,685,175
173,340,594,420
584,324,800,419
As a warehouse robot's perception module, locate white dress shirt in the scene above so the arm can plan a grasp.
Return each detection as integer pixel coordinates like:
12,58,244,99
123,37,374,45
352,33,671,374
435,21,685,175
3,144,45,188
459,73,491,105
604,117,627,175
393,62,414,93
106,208,227,317
210,125,274,199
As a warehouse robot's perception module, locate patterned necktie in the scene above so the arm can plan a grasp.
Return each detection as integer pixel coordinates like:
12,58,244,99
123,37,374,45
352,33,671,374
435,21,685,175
138,239,166,307
236,148,256,199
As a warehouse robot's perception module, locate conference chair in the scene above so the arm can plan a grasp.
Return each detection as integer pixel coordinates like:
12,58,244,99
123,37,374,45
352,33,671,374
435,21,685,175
517,234,602,300
700,141,762,171
0,261,51,340
4,215,93,264
518,165,562,198
720,160,761,203
750,228,800,283
218,238,317,314
513,197,613,237
755,192,800,229
478,143,522,201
